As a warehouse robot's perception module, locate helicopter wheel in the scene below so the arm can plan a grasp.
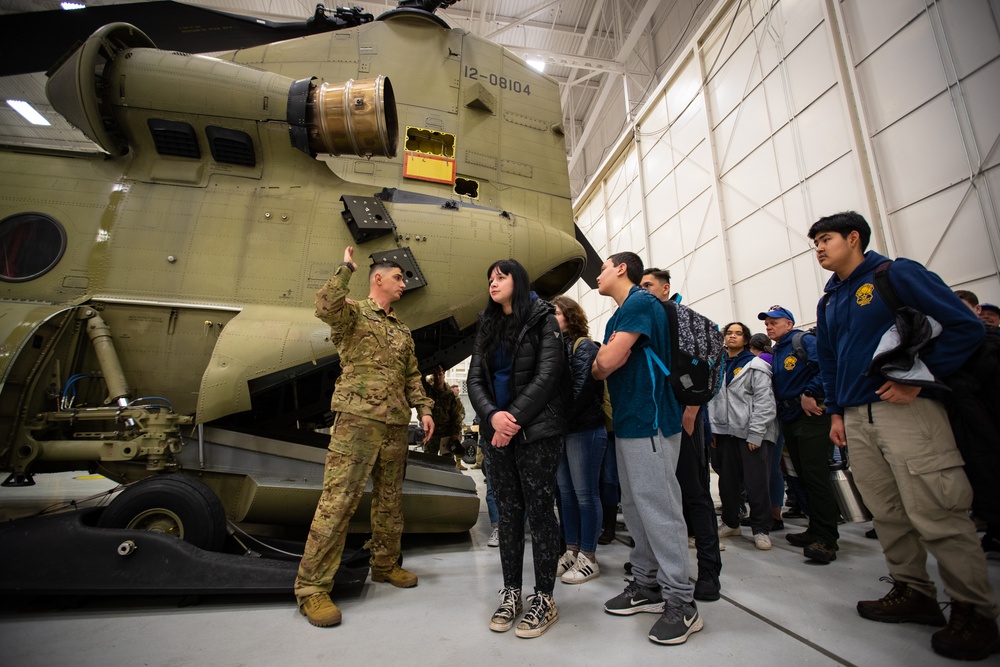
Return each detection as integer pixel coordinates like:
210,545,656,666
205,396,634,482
461,438,479,465
98,474,227,552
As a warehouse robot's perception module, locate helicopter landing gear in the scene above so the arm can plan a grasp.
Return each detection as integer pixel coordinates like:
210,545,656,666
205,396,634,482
97,474,227,552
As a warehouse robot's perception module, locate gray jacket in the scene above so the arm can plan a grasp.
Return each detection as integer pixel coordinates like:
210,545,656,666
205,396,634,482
708,355,779,445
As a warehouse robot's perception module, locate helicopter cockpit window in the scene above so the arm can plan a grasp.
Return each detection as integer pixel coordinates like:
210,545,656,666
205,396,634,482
148,119,200,159
0,213,67,282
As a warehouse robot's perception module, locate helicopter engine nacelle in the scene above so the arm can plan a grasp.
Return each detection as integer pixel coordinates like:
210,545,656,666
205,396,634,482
45,23,396,161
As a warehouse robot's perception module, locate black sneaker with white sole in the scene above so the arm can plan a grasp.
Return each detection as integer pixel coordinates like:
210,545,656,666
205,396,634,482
648,598,703,645
604,579,664,615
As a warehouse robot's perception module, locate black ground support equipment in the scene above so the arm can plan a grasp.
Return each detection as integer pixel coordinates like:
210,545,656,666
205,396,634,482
0,508,368,596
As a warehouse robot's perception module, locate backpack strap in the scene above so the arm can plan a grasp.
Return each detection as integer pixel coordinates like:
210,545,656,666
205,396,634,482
873,260,903,313
572,337,590,355
791,331,819,374
644,347,671,433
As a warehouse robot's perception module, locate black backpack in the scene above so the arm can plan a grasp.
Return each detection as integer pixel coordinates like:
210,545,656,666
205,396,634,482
790,329,819,375
650,296,726,406
873,260,1000,526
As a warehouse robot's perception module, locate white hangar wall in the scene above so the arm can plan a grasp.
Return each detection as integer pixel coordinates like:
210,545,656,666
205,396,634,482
568,0,1000,341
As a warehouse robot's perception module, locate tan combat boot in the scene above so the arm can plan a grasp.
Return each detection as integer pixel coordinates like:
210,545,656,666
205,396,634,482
371,565,418,588
299,593,342,627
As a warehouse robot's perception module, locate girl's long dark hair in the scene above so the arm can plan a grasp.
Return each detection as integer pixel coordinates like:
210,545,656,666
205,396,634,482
477,259,532,361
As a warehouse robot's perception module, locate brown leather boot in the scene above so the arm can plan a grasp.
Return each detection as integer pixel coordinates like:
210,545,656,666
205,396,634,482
371,565,418,588
857,578,945,625
299,593,342,627
932,601,1000,661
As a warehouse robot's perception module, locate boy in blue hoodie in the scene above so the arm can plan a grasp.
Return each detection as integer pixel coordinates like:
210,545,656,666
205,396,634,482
810,211,997,661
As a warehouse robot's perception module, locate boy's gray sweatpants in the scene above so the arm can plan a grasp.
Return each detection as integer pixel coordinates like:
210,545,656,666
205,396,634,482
617,430,694,602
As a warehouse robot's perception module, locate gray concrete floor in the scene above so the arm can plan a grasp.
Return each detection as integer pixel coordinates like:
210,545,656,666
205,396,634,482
1,469,998,666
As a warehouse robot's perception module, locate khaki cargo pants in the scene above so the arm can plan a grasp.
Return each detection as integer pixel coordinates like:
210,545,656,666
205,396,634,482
846,398,997,617
294,412,407,603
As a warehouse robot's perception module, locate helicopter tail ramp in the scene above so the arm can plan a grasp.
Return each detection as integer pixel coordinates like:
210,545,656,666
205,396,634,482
175,426,480,534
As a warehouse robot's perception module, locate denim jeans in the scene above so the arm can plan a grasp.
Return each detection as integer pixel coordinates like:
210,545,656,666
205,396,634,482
480,439,499,525
599,432,619,510
556,426,608,553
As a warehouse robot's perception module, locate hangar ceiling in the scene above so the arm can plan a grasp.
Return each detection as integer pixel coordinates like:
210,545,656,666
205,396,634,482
0,0,701,194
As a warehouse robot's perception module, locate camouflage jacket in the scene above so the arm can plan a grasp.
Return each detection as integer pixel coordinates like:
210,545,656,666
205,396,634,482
427,382,465,440
316,265,433,425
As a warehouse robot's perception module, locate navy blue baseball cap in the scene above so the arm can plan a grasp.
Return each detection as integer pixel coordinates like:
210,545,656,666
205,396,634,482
981,303,1000,316
758,305,795,323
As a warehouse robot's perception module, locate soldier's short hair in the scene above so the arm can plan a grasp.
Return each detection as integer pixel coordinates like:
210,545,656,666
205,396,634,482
369,260,404,280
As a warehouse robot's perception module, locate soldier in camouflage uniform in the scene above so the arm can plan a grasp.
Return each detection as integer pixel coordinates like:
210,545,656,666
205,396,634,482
424,365,466,467
295,246,435,627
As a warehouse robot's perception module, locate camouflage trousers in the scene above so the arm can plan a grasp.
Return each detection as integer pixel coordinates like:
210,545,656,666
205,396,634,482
294,412,408,603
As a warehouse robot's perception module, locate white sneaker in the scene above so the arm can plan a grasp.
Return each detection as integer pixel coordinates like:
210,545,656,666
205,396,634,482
488,527,500,548
561,552,600,584
556,550,577,577
754,533,772,550
718,523,741,538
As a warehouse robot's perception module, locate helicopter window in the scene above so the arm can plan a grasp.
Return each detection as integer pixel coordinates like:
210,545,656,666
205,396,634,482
148,119,200,159
206,126,256,167
405,127,455,158
0,213,67,282
454,178,479,199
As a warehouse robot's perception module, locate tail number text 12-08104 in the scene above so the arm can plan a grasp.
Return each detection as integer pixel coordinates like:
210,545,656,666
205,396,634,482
463,66,531,95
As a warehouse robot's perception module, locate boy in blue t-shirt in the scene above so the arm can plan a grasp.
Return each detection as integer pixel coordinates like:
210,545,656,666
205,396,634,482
592,251,701,647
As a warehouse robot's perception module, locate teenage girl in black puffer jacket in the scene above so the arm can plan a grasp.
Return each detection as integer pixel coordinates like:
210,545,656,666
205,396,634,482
467,258,566,639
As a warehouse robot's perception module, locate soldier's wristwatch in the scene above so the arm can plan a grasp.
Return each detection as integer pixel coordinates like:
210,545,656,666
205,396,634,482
339,262,356,272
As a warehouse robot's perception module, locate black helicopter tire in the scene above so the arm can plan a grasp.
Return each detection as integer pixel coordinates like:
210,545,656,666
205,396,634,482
461,438,479,465
98,474,227,552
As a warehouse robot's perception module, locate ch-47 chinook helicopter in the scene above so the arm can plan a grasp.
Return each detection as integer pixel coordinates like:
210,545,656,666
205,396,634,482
0,0,600,593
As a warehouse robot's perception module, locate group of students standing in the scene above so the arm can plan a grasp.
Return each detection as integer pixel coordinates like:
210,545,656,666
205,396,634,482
464,211,999,659
466,252,706,644
294,211,998,661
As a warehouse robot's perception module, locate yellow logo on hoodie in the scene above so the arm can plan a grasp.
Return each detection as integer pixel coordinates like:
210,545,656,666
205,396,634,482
856,283,875,306
784,355,797,371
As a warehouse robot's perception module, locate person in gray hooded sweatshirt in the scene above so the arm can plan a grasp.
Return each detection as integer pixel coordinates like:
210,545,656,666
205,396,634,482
709,321,779,551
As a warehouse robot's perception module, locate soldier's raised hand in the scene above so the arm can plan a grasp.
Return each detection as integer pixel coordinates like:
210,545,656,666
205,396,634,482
343,246,357,271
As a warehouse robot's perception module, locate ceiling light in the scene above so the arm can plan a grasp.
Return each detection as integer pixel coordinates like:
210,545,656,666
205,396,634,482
7,100,50,126
527,58,546,73
61,2,86,9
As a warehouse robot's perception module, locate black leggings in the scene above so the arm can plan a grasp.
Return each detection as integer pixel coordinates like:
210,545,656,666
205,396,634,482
483,435,563,594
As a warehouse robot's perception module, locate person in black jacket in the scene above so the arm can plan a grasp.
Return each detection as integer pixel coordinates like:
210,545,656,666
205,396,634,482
467,258,567,639
551,296,608,585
